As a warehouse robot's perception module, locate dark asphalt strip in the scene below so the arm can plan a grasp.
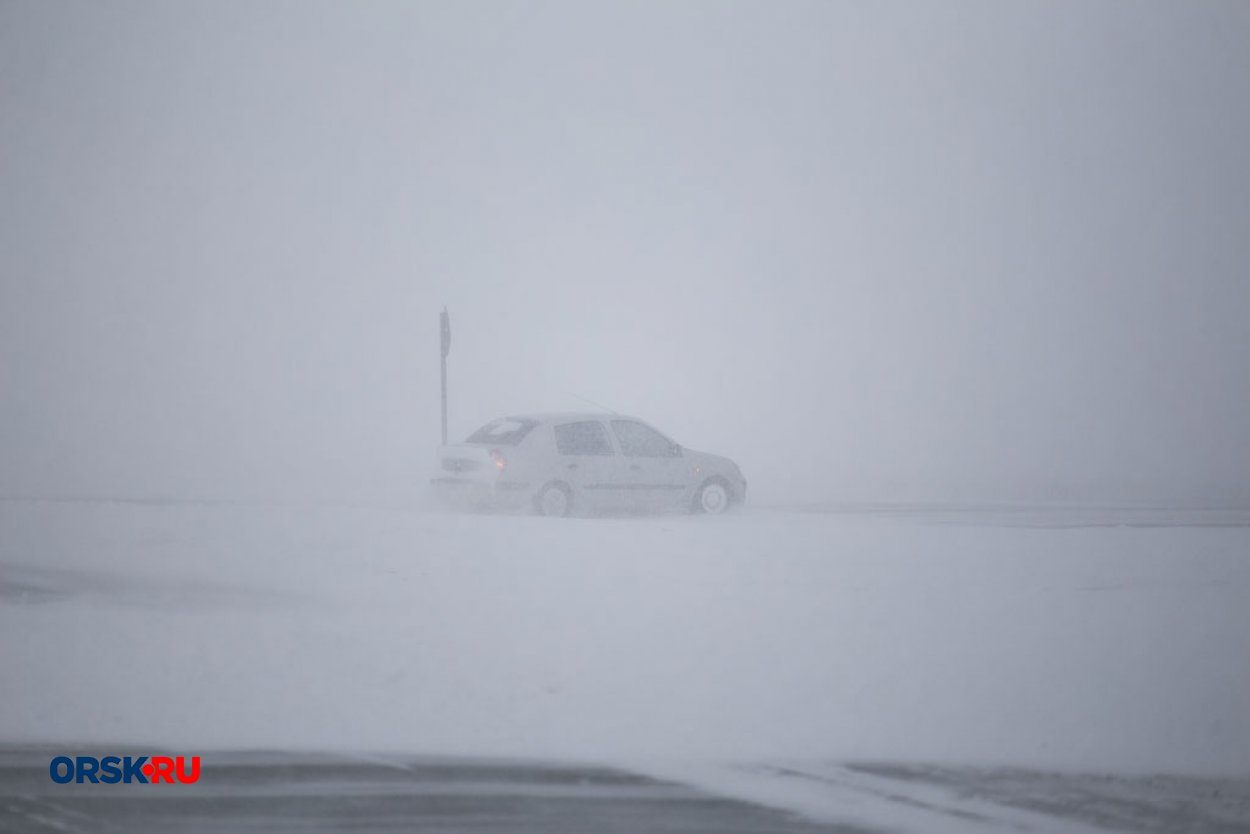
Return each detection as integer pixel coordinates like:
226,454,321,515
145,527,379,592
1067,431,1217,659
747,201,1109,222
0,747,870,834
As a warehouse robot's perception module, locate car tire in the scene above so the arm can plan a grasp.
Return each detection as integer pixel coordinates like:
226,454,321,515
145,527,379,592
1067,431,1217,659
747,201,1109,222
694,479,731,515
535,482,573,517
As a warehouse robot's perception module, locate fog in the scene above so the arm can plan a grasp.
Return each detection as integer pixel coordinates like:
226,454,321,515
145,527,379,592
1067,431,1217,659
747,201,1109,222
3,0,1249,507
4,8,1250,829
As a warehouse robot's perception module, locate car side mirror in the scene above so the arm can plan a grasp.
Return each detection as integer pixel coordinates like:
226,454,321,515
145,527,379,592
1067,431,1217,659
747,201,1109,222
671,443,683,457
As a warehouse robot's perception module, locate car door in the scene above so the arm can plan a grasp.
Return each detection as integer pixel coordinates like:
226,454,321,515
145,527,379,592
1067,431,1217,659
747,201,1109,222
551,420,625,511
609,419,689,510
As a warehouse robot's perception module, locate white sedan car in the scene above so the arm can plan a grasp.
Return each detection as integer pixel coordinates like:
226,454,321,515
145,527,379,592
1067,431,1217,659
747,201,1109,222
431,412,746,516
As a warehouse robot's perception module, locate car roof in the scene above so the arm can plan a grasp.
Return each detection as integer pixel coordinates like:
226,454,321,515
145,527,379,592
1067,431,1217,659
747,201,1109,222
502,412,640,425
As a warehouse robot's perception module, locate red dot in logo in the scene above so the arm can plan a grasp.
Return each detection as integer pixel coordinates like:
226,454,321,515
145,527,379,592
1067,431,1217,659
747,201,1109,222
142,763,155,778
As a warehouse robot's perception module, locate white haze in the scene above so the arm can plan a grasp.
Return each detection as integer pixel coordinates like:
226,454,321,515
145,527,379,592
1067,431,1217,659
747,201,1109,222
2,0,1249,507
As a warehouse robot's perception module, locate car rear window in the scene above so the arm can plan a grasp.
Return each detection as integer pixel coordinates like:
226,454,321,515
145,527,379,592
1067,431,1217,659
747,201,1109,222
553,421,615,456
465,418,538,446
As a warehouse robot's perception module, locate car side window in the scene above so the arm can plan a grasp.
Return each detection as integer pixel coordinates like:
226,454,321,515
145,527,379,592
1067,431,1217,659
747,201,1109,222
553,421,615,456
611,420,680,457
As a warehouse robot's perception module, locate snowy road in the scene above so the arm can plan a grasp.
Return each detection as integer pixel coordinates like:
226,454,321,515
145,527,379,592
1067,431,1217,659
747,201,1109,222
2,747,1246,833
1,499,1248,831
0,747,864,834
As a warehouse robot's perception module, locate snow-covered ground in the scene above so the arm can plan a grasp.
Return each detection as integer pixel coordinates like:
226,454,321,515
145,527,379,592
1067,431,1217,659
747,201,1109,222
2,499,1248,827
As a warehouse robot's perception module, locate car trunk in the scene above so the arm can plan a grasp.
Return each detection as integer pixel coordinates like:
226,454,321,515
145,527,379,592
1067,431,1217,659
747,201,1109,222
435,444,500,483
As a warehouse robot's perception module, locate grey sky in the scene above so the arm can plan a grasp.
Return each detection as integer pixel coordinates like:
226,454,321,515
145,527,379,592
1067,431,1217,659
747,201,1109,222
2,0,1248,504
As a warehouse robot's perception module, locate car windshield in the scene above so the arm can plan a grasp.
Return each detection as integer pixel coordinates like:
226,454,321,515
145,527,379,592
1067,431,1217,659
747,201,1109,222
465,418,537,446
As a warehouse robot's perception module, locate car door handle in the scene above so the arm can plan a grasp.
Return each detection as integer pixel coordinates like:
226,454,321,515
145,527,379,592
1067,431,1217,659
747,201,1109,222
630,464,641,471
567,463,579,470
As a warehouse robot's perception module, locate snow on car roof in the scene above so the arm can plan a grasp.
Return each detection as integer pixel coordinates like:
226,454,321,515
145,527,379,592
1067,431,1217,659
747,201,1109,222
504,411,636,424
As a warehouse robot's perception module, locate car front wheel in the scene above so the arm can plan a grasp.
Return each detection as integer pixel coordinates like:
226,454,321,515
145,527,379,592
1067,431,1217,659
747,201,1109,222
695,480,730,515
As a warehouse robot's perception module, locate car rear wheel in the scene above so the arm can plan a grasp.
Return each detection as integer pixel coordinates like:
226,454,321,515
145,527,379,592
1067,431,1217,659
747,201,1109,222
695,479,730,515
536,482,572,517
